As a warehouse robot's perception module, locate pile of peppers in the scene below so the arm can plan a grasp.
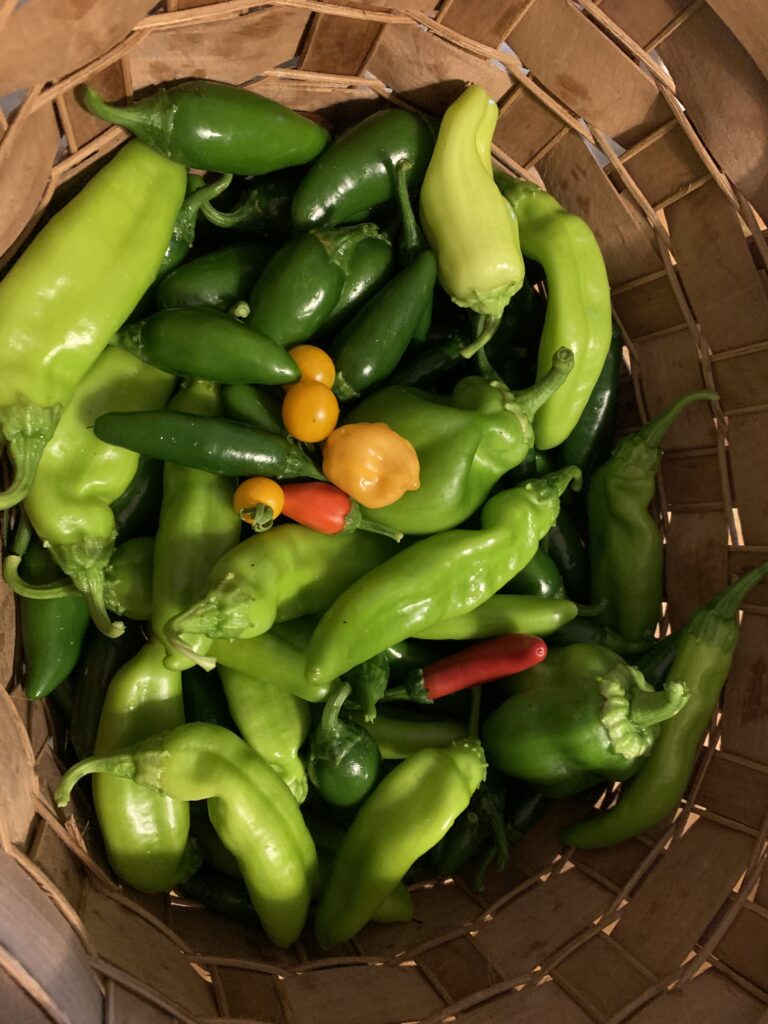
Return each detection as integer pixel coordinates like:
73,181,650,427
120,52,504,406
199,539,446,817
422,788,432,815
1,78,761,951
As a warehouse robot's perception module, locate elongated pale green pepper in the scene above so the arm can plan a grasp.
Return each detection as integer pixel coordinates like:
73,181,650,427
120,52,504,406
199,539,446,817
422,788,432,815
0,141,186,509
419,85,524,351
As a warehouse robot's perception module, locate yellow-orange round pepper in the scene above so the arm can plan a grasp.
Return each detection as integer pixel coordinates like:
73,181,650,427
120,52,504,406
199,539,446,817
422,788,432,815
322,423,420,509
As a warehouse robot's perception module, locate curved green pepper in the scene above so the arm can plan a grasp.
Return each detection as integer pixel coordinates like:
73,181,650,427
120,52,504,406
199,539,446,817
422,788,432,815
414,594,581,642
345,350,573,535
167,527,396,668
318,235,395,339
21,347,175,636
482,644,688,798
504,546,566,600
115,308,300,386
331,250,437,400
157,173,232,278
306,467,580,686
292,108,434,230
246,225,381,347
315,738,486,948
420,86,524,340
589,390,717,642
83,81,330,176
56,722,318,948
155,241,276,313
0,141,185,510
494,174,612,449
221,383,287,437
219,665,310,803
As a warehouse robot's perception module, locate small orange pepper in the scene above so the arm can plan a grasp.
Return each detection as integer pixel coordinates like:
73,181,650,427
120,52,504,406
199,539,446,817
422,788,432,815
322,422,420,509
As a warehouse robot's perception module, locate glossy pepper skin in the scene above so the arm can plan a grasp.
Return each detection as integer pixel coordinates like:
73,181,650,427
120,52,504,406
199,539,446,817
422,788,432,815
111,456,164,542
308,681,381,807
280,482,403,540
344,350,573,535
56,722,318,948
115,308,300,386
0,140,185,510
358,710,467,760
318,235,395,338
495,173,612,449
306,467,580,686
246,225,381,347
590,389,718,642
414,594,581,642
322,422,421,510
315,738,486,948
94,409,323,481
155,241,276,312
292,108,434,230
157,173,232,278
150,383,242,672
505,546,566,600
420,86,524,340
83,81,330,176
483,644,688,798
21,347,175,637
167,527,395,669
222,383,287,437
565,564,768,848
219,665,310,803
330,251,437,400
201,168,302,237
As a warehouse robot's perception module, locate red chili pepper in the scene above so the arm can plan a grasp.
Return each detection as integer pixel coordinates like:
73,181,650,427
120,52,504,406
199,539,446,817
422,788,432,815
400,634,548,702
281,482,402,541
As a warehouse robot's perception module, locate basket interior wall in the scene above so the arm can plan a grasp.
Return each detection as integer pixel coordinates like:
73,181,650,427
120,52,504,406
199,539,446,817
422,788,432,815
0,2,767,1022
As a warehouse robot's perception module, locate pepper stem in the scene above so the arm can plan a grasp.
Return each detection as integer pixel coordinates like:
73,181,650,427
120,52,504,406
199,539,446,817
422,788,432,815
2,555,78,599
527,465,583,500
460,314,503,359
468,685,482,741
394,159,425,260
640,390,718,450
73,565,125,639
240,503,275,533
81,86,151,135
475,347,505,386
55,752,137,807
511,347,575,421
629,680,689,728
320,681,352,740
182,173,232,222
228,300,251,319
577,601,607,618
358,519,404,542
707,561,768,619
0,410,61,511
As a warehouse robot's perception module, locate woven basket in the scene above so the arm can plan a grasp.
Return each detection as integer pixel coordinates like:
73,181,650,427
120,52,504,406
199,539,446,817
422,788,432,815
1,2,768,1022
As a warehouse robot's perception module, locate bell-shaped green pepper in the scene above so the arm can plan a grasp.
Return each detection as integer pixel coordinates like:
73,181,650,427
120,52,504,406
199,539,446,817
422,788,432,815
345,348,573,535
482,644,689,798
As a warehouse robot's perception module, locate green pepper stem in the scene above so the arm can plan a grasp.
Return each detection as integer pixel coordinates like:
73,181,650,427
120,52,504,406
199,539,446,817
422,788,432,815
11,514,33,559
319,681,352,741
475,347,505,386
201,201,242,229
3,555,78,599
0,433,49,510
394,159,425,260
73,565,125,639
527,465,583,500
55,752,137,807
640,390,718,450
468,685,482,741
228,300,251,319
460,314,503,359
357,519,404,542
511,347,575,422
707,561,768,620
82,86,153,136
577,601,607,618
629,680,688,728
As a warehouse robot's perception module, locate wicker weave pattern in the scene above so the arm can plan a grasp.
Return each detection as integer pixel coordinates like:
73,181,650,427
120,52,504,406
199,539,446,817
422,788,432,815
1,2,767,1021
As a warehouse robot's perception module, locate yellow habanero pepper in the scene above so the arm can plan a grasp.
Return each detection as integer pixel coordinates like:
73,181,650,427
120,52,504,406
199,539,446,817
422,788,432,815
322,423,420,509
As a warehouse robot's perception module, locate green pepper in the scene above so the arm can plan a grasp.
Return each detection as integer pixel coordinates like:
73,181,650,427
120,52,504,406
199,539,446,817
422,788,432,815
157,173,233,278
393,159,432,345
155,242,276,313
201,168,302,237
103,536,154,621
557,323,622,481
541,503,590,603
357,709,467,760
0,140,185,510
150,382,242,672
589,389,718,642
94,409,323,481
314,738,486,948
318,235,395,339
482,644,688,798
494,174,612,449
432,769,509,882
565,564,768,848
111,455,164,542
345,653,390,723
210,617,331,702
182,869,264,927
420,86,524,347
166,527,395,668
114,308,300,386
70,621,145,760
308,681,381,807
413,594,581,642
221,383,287,437
345,350,574,535
19,347,175,636
389,333,466,389
383,639,447,682
56,722,319,948
549,618,649,656
246,225,381,347
83,81,330,176
504,546,566,600
219,665,310,803
330,250,437,400
292,109,434,230
182,667,237,731
631,631,682,690
306,467,580,686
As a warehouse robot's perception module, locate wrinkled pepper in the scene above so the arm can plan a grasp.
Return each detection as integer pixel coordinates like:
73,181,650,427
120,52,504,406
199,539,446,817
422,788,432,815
322,422,421,510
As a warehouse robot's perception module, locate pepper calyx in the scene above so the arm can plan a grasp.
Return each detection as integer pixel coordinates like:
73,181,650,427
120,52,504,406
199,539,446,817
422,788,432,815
0,401,62,510
598,666,688,761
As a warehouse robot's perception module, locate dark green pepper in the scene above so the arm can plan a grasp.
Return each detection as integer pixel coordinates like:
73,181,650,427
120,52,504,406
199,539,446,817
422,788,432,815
155,242,276,312
631,631,682,690
505,547,566,600
111,455,164,542
182,869,262,927
246,225,381,347
114,308,300,386
182,666,237,731
221,383,287,437
541,503,590,603
345,349,574,535
83,80,330,176
432,769,509,879
549,618,649,656
308,682,381,807
357,708,467,760
482,644,688,798
319,235,395,339
157,173,233,278
292,108,434,230
103,536,154,621
345,653,390,723
201,168,302,237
